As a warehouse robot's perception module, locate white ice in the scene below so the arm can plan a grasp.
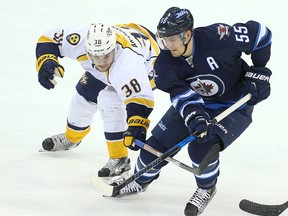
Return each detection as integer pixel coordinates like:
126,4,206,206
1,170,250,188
0,0,287,215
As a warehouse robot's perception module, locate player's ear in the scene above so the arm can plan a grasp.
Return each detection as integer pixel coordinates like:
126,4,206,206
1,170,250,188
184,30,192,43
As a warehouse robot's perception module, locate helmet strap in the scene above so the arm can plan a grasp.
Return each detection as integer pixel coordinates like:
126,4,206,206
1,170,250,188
181,31,193,56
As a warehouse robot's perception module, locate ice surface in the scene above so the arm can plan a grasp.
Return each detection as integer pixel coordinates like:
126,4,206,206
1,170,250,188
0,0,287,215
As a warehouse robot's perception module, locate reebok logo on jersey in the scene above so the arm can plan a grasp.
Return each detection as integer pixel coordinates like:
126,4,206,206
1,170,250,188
66,33,80,45
158,120,167,131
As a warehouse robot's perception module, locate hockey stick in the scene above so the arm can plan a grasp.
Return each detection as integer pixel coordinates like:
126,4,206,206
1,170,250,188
90,135,197,197
134,139,216,175
239,199,288,216
131,93,252,176
90,94,252,197
210,93,251,124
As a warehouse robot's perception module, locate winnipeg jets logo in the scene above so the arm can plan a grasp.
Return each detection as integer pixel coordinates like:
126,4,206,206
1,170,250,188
193,78,214,95
217,24,230,40
175,10,188,18
187,75,225,97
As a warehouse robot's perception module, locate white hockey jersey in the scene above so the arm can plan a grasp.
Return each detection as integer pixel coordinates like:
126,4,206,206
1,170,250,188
37,23,160,117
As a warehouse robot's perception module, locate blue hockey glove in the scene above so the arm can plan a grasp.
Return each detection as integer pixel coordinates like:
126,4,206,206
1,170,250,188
186,112,216,143
123,116,150,151
243,67,271,105
36,54,64,90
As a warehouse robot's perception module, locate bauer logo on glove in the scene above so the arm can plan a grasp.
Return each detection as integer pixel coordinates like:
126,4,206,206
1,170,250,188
127,117,150,130
123,116,150,150
244,71,270,82
243,66,271,105
36,54,65,90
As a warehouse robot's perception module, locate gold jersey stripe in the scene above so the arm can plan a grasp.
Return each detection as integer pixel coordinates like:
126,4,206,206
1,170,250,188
77,54,88,62
116,23,160,57
150,78,156,89
115,23,160,57
115,33,133,49
124,97,154,109
37,35,56,43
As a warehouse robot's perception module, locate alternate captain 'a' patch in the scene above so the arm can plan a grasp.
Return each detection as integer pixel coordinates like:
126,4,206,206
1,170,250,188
66,33,80,45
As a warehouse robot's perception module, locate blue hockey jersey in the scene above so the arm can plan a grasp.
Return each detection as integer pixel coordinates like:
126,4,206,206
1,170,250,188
154,20,272,118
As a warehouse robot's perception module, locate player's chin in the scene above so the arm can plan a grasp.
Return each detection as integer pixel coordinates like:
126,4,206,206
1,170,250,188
96,65,109,72
170,50,181,57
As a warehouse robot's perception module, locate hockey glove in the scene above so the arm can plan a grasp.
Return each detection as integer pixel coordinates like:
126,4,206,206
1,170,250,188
36,54,64,90
186,111,216,143
243,66,272,105
123,116,150,151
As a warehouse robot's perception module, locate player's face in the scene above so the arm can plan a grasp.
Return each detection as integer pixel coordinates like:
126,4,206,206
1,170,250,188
162,34,186,57
88,50,115,72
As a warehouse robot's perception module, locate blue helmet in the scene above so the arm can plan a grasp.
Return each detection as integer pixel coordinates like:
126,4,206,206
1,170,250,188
157,7,194,38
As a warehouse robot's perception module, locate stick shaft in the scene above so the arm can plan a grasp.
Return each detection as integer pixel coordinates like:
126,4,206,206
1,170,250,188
211,94,251,124
111,94,251,196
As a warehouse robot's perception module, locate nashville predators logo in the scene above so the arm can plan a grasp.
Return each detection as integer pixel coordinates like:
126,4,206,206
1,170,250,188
80,74,88,85
66,33,80,45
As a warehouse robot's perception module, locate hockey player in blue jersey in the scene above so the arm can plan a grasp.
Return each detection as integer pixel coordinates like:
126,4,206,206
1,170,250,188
114,7,272,216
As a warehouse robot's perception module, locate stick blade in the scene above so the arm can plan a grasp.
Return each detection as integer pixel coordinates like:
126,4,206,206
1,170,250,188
239,199,288,216
196,143,221,175
89,171,114,197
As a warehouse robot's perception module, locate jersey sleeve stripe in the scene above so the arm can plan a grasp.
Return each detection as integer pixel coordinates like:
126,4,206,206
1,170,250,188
150,78,156,89
172,89,196,105
37,35,56,43
77,54,88,62
253,24,272,51
124,97,154,109
116,23,161,56
178,98,205,117
171,89,205,117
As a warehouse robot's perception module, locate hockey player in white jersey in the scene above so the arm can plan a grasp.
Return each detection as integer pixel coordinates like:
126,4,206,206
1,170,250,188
35,23,159,182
